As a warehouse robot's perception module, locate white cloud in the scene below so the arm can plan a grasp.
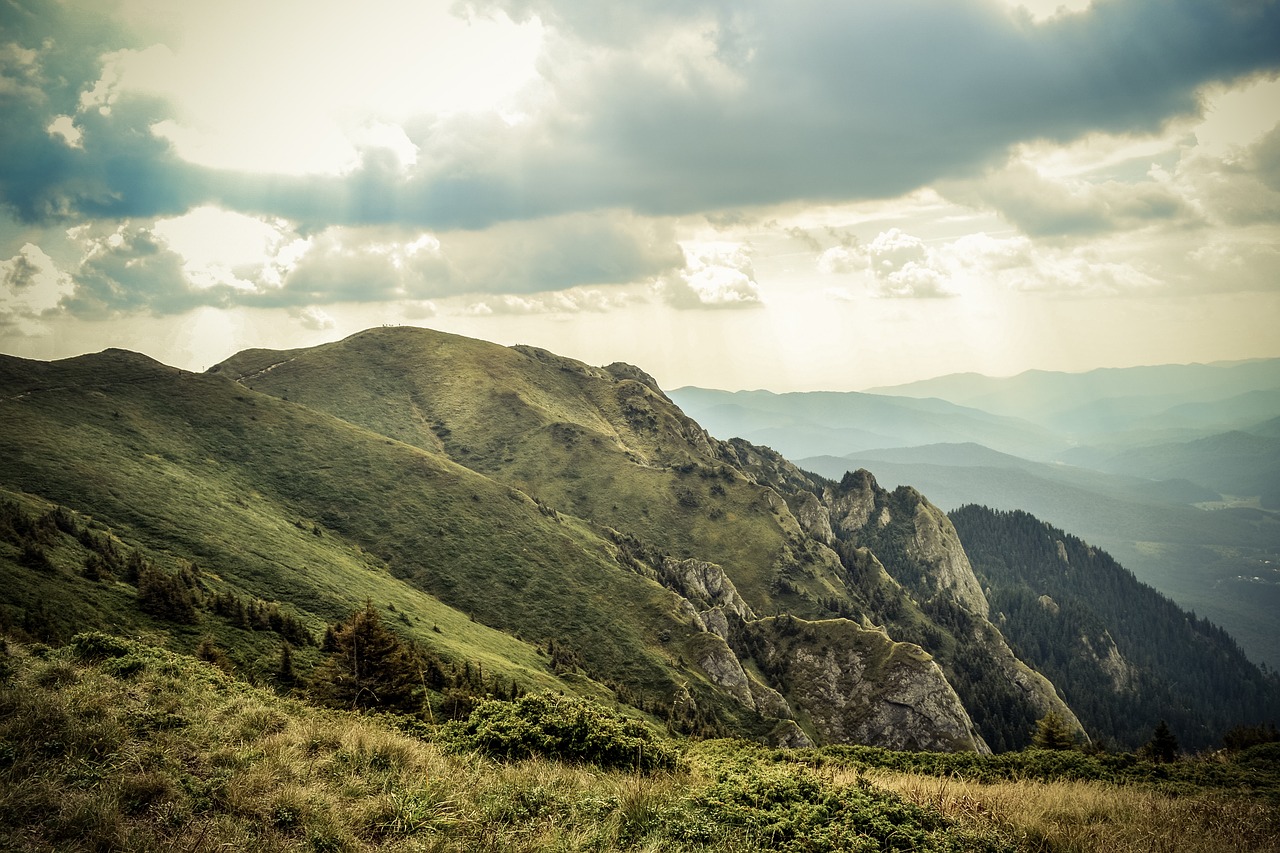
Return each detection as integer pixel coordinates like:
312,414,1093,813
460,287,637,315
659,242,762,309
291,306,336,330
817,228,956,298
1,243,74,333
817,245,867,274
45,115,82,148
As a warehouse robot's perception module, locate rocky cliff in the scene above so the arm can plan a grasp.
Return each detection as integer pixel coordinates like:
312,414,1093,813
214,326,1084,750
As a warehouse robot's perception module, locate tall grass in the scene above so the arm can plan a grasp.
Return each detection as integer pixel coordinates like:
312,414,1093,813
865,768,1280,853
3,636,1276,852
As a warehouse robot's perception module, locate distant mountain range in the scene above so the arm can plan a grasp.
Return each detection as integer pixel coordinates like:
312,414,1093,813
671,360,1280,669
2,331,1276,753
866,359,1280,441
667,387,1065,461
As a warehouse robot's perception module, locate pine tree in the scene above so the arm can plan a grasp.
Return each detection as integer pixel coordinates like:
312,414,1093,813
309,600,422,713
278,642,295,685
1146,720,1179,763
1030,711,1078,751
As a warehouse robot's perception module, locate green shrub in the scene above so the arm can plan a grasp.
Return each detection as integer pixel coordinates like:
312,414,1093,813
440,692,681,773
679,747,1017,853
68,632,135,661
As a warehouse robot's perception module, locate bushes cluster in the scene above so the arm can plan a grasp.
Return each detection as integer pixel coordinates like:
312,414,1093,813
440,692,681,773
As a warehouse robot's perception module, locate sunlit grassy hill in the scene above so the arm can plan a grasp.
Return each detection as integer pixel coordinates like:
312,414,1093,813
3,326,1276,757
0,346,734,720
5,330,1001,748
213,327,847,617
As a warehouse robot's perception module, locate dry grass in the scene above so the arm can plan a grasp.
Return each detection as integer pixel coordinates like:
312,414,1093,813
861,767,1280,853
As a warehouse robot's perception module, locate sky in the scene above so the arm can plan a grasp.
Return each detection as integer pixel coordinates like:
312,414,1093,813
1,0,1279,391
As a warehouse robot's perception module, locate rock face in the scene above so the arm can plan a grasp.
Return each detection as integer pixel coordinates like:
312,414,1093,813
826,469,881,535
750,617,988,753
906,500,990,619
1081,630,1137,693
662,557,755,622
796,492,835,546
810,472,1086,743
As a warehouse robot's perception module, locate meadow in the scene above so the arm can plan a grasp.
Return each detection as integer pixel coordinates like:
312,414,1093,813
2,634,1276,852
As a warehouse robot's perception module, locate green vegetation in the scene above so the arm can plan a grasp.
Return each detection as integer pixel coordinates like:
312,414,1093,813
0,344,746,731
2,636,1277,852
1,327,1276,792
439,692,681,773
951,505,1280,751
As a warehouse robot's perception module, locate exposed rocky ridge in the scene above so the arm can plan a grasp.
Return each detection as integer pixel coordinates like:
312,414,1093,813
212,326,1080,749
661,557,756,623
745,616,988,753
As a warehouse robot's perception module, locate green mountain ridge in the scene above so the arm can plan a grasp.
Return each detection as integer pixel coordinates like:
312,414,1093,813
2,326,1275,753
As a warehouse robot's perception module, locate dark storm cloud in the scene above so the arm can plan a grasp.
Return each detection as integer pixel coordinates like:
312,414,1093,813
438,0,1280,215
0,1,208,225
2,0,1279,232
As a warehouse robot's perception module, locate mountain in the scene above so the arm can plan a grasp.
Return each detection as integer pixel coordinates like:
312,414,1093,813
214,328,1084,751
0,330,1048,752
1060,430,1280,508
867,360,1280,442
798,448,1280,669
2,327,1275,753
668,387,1064,460
951,505,1276,750
678,363,1280,671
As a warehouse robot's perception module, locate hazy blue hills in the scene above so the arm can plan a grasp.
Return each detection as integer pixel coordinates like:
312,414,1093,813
1061,431,1280,508
668,387,1064,460
867,359,1280,441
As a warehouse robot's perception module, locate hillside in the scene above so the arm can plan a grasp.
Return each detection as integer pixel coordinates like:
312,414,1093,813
213,327,1089,751
0,329,1054,751
6,635,1278,853
2,326,1275,755
950,505,1277,751
797,450,1280,669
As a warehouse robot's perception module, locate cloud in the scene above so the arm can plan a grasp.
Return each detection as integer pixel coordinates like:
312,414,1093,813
817,245,868,275
658,242,763,309
0,242,73,333
61,223,201,317
819,228,955,298
943,159,1199,236
4,0,1279,234
1168,123,1280,226
42,209,682,316
461,288,638,315
290,306,337,330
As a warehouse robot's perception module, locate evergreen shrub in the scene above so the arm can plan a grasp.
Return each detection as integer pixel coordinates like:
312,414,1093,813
441,692,681,773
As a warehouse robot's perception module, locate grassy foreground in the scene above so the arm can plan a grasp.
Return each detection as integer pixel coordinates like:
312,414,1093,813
1,635,1276,853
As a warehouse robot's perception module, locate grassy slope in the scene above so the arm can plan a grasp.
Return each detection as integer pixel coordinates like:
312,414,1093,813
211,329,1129,751
214,327,848,616
3,636,1276,853
0,348,732,711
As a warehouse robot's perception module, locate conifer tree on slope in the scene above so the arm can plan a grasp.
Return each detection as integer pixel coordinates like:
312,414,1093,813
310,600,422,713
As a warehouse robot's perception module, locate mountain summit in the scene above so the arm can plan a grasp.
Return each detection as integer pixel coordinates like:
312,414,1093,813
2,327,1273,750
